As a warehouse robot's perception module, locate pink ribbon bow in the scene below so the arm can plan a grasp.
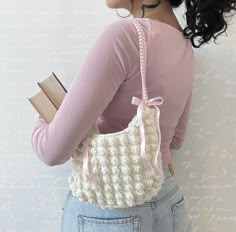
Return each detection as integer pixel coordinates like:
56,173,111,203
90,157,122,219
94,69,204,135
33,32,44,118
81,96,164,190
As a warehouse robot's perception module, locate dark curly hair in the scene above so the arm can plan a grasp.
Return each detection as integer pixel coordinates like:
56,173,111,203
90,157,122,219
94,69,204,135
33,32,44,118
116,0,236,48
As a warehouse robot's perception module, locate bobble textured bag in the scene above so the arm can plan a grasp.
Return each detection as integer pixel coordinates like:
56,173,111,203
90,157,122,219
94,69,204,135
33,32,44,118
68,19,165,209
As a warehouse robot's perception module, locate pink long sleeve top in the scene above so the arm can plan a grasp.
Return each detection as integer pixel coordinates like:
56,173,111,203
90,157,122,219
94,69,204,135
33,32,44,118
31,18,194,166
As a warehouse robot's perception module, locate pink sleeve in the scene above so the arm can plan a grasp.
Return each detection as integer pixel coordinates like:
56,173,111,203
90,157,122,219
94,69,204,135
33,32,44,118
170,90,193,149
31,20,132,166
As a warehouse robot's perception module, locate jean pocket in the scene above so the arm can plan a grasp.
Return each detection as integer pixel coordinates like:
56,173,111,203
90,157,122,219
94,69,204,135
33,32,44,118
77,215,141,232
171,194,192,232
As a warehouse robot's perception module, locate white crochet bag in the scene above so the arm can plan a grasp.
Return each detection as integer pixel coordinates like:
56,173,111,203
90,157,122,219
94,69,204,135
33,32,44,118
68,19,165,209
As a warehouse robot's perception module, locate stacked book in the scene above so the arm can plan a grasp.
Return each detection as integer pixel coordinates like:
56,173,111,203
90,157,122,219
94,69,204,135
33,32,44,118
28,72,67,123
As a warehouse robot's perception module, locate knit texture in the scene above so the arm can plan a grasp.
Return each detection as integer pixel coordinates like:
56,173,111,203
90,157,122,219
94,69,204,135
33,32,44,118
68,107,165,209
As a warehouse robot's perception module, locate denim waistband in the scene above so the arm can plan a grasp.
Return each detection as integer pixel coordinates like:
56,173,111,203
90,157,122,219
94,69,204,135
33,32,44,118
162,163,173,179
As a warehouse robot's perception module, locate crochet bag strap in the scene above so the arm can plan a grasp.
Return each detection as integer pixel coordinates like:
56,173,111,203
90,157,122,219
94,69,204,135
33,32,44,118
131,19,163,109
131,19,149,101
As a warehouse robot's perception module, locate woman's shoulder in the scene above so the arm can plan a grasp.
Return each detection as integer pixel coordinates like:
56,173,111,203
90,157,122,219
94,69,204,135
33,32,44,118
102,19,136,36
100,18,151,51
102,18,150,38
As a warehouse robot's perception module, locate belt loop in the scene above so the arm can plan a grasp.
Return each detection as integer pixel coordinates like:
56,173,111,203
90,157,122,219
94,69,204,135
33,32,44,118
168,162,175,176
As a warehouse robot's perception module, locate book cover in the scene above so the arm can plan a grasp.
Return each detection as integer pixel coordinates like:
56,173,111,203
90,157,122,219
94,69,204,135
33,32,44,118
28,89,58,123
27,72,67,123
37,72,67,110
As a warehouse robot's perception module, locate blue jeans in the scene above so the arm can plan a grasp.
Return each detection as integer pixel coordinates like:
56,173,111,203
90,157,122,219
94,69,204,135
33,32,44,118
61,164,192,232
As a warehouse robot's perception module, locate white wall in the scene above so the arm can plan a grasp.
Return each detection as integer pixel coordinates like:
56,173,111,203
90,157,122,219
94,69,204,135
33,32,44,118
0,1,235,231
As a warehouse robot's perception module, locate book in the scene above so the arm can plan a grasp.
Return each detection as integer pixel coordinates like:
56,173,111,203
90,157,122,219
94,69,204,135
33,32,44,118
27,72,67,123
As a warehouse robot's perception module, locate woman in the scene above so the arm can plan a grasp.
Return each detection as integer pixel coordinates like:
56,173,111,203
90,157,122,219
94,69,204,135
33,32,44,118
31,0,236,231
